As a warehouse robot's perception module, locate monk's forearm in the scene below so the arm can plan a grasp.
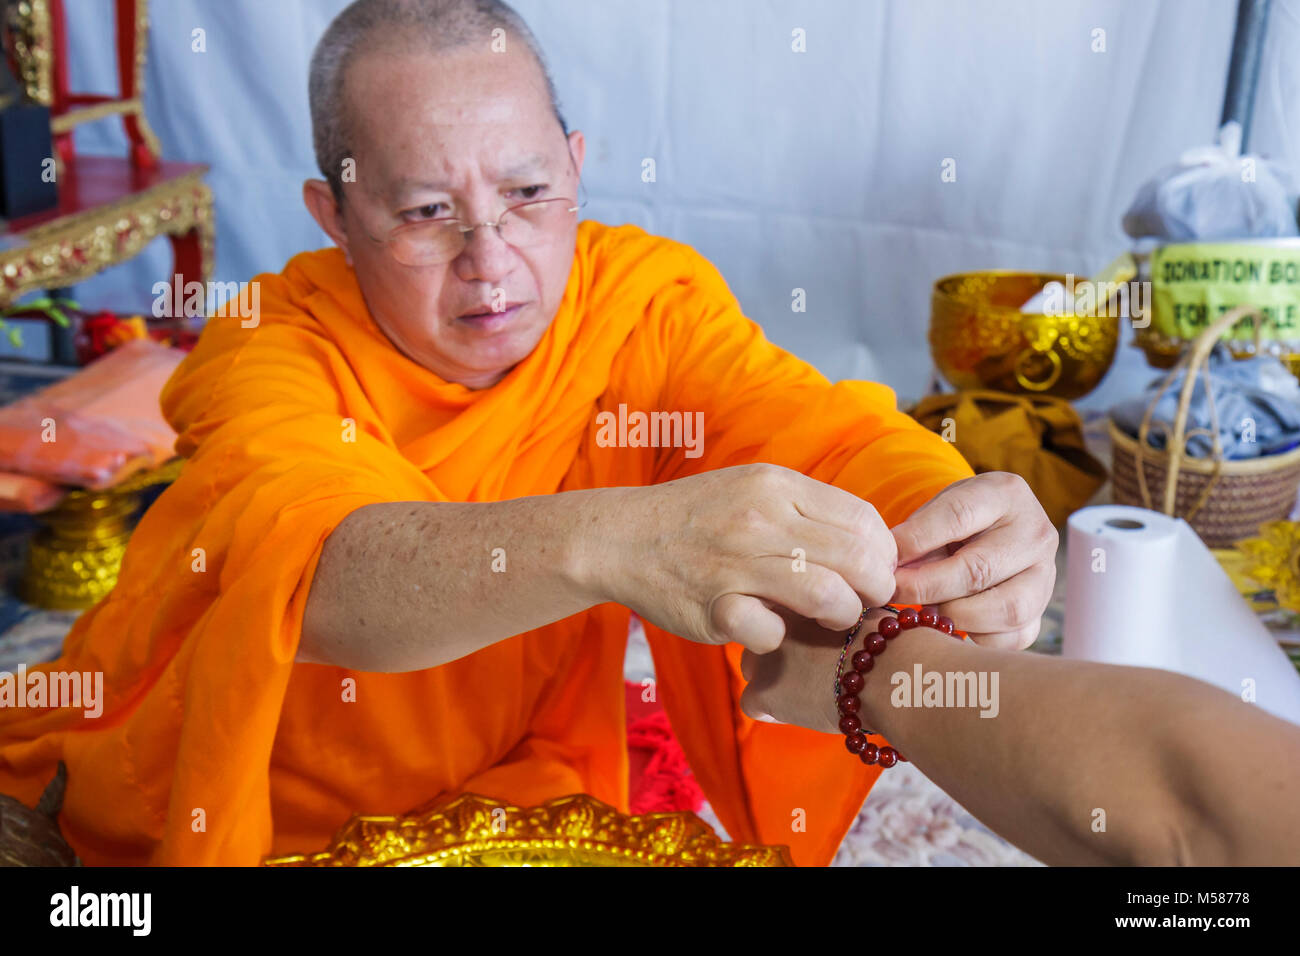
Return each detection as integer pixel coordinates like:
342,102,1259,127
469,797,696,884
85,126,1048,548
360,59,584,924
299,489,621,671
854,630,1250,865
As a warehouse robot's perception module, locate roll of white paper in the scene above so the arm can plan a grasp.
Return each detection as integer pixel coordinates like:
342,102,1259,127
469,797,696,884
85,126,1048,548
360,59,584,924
1064,504,1300,726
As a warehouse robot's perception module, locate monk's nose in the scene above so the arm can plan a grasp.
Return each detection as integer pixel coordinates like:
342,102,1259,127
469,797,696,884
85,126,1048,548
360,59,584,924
452,225,515,284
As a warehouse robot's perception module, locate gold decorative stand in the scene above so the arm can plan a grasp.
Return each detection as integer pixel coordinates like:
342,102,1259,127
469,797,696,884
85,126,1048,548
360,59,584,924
264,792,793,868
21,458,181,610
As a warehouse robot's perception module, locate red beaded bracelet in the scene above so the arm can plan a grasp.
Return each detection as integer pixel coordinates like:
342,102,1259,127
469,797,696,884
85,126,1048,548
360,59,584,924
835,605,961,768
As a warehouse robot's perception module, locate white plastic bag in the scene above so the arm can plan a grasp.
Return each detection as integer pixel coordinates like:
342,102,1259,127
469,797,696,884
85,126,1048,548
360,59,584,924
1123,122,1300,242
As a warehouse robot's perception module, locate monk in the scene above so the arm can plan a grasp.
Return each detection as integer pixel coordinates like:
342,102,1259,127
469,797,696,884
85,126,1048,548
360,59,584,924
0,0,1057,866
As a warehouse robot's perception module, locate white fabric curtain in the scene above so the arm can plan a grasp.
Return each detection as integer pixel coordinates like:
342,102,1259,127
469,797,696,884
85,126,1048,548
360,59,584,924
41,0,1300,408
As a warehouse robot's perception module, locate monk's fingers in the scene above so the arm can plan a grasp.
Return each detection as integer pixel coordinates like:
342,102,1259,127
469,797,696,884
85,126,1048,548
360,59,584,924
744,556,864,633
923,562,1054,647
891,473,1022,564
959,621,1042,651
708,593,786,654
785,519,896,610
789,476,898,562
896,545,950,571
892,521,1040,607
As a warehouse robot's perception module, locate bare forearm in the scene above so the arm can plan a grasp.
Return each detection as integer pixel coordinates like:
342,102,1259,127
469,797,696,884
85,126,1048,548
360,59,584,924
299,488,622,671
856,628,1300,865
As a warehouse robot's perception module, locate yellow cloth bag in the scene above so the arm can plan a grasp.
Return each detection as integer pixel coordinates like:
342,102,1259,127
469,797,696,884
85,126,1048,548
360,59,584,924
910,389,1107,526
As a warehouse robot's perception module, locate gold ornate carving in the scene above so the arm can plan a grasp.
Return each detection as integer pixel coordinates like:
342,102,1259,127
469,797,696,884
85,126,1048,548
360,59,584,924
263,793,794,867
127,0,162,158
21,457,183,610
49,97,142,133
0,171,214,305
5,0,54,106
4,0,162,156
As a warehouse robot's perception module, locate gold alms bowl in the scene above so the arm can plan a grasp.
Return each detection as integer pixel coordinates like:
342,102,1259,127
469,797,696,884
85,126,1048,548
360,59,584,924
930,271,1119,401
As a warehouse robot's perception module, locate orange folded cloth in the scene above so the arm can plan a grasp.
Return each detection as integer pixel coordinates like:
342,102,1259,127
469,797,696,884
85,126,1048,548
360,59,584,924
0,340,184,489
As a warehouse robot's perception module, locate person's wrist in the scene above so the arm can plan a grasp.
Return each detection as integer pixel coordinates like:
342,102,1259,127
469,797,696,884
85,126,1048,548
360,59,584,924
840,609,891,733
566,485,636,607
835,607,962,761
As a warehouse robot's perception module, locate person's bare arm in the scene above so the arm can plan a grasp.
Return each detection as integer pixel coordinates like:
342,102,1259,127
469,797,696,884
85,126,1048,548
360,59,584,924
299,489,613,671
741,610,1300,865
299,464,899,672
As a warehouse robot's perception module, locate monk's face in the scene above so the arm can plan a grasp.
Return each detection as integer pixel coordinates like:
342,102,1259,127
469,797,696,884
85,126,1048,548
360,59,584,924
315,43,585,389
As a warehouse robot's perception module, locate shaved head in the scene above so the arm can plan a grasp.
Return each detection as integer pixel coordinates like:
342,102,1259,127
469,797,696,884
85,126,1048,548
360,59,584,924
309,0,568,200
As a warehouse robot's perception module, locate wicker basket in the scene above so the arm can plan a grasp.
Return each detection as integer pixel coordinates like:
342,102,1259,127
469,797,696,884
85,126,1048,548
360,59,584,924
1110,305,1300,548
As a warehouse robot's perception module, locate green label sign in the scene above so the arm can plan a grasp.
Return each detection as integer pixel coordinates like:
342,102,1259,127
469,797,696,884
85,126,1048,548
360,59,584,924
1151,242,1300,341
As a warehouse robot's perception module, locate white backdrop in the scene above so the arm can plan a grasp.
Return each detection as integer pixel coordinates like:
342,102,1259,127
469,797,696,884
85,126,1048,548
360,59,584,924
22,0,1300,408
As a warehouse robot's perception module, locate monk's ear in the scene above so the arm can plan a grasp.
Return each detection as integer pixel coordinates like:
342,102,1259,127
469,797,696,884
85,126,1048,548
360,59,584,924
303,179,353,263
566,129,587,179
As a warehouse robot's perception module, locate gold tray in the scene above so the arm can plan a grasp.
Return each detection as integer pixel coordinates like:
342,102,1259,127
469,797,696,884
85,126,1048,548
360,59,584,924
263,793,792,867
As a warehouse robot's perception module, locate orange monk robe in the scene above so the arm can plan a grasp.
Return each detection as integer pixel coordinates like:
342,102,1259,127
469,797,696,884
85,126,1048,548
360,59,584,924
0,220,972,866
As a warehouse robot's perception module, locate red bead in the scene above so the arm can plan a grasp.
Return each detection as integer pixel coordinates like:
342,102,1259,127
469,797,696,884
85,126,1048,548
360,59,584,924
897,607,918,628
865,632,887,655
851,649,875,672
845,732,868,754
936,616,955,635
878,746,898,768
841,670,864,694
838,693,860,714
839,714,862,735
878,617,900,639
859,743,879,764
918,607,939,628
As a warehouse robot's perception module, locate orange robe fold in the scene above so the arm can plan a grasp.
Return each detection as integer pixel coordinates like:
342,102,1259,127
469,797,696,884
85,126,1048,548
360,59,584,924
0,220,972,865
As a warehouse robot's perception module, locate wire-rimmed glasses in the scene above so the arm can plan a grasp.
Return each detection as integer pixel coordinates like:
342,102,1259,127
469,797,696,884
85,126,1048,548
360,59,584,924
374,188,587,266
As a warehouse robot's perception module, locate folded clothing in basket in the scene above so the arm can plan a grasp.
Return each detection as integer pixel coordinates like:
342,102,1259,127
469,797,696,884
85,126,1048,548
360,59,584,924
1110,344,1300,460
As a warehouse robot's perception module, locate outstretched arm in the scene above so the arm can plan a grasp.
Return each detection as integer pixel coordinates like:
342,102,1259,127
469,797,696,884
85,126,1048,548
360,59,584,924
740,609,1300,865
301,464,902,671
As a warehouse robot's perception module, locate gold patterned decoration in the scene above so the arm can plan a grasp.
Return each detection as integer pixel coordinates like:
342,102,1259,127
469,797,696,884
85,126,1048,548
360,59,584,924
0,171,214,306
3,0,163,156
5,0,54,106
930,271,1119,401
122,0,162,158
263,793,794,867
21,457,183,610
49,96,142,134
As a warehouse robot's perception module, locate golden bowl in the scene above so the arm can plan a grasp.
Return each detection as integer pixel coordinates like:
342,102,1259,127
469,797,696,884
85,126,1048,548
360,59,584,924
930,271,1119,401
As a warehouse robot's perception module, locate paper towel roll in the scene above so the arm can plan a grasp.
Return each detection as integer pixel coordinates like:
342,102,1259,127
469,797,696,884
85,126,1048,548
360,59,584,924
1064,504,1300,726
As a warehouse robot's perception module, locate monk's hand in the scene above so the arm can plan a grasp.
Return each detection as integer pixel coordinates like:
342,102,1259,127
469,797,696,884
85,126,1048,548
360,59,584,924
889,472,1057,650
599,463,896,654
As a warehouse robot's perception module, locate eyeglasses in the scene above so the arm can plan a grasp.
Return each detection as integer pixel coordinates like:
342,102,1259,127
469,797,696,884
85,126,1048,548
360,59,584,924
370,191,587,267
